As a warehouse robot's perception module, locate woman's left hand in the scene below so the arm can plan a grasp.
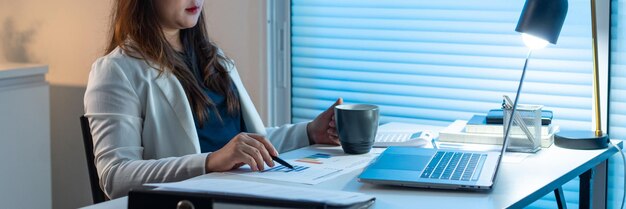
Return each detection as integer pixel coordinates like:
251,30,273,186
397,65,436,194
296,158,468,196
307,98,343,145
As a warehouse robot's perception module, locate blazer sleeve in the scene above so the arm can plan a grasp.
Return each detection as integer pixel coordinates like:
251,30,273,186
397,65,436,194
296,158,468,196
265,122,311,153
84,57,208,199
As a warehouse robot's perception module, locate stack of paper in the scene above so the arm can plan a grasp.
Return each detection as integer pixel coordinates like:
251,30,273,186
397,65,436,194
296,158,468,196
438,120,557,148
465,115,553,135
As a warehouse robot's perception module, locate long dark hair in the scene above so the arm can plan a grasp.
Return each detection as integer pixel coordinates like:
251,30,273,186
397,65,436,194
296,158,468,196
106,0,239,125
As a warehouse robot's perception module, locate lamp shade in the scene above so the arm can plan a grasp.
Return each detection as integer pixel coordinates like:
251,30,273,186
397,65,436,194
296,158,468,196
515,0,568,44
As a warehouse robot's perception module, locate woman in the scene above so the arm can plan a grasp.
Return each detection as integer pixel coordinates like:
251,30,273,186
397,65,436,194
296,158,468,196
84,0,342,198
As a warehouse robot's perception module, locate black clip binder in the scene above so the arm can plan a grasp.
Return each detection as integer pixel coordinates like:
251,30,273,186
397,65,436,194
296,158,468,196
128,186,375,209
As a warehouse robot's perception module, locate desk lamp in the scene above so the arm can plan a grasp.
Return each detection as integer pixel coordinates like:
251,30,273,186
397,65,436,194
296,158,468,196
515,0,609,150
552,0,610,149
507,0,567,149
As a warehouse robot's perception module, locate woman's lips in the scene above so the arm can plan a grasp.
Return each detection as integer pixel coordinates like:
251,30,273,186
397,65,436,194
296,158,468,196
185,6,199,14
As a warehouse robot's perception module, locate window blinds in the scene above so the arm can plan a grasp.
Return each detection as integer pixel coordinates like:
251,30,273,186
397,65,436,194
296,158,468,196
608,0,626,208
609,0,626,139
289,1,597,208
290,0,595,133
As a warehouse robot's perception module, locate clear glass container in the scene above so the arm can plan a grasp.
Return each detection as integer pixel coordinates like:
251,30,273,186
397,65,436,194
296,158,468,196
503,104,542,153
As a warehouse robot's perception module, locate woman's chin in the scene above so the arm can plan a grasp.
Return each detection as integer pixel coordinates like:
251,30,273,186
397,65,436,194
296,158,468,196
178,20,200,29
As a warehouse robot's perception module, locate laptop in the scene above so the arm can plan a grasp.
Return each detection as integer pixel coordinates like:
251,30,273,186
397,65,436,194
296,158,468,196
358,129,511,190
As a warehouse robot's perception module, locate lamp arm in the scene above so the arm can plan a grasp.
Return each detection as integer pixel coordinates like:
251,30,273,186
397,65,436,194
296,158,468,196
503,49,533,150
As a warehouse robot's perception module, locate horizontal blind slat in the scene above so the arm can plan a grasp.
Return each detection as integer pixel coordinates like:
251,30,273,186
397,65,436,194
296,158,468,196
292,17,592,36
292,69,593,97
292,7,521,21
292,47,593,72
292,58,591,84
292,77,592,108
292,37,592,61
293,27,592,48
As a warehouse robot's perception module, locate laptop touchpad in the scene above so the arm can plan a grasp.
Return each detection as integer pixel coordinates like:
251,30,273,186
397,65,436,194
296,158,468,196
371,154,430,171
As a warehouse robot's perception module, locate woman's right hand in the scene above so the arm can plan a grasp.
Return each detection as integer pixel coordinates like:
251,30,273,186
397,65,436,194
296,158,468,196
205,133,278,172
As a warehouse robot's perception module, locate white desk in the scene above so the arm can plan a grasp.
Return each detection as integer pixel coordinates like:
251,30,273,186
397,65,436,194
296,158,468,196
82,140,622,209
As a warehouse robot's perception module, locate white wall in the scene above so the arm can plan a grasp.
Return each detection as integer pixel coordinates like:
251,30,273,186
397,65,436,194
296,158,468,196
0,0,268,208
206,0,269,121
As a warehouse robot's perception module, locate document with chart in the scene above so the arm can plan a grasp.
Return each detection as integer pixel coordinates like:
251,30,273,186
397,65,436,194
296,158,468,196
228,146,382,184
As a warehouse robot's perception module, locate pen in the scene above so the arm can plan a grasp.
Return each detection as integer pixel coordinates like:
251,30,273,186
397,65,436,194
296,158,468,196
271,156,294,169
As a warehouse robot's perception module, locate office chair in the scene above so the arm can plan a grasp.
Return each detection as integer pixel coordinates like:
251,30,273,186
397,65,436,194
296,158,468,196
79,115,109,204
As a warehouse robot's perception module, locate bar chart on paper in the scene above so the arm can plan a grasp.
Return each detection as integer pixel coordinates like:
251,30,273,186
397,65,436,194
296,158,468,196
233,162,342,184
229,147,380,184
264,165,310,172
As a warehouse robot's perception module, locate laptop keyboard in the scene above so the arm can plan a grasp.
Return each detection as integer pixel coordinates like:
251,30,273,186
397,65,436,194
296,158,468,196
420,151,487,181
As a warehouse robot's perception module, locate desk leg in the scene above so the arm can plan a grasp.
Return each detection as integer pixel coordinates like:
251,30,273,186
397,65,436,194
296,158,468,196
555,186,567,209
579,169,593,209
592,160,608,209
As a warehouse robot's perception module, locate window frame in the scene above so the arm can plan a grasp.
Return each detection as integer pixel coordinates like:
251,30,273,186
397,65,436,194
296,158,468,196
266,0,292,126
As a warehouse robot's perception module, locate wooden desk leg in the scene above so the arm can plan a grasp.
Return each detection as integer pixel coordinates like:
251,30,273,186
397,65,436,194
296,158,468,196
554,186,567,209
579,169,593,209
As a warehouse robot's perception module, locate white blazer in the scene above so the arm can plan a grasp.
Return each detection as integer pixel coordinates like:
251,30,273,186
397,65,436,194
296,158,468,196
84,47,309,198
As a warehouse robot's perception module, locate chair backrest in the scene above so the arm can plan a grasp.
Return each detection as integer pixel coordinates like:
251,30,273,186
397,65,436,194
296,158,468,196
79,115,108,204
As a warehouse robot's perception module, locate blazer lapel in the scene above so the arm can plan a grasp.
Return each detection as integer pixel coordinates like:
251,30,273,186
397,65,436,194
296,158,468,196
152,61,265,152
154,73,201,152
229,67,267,135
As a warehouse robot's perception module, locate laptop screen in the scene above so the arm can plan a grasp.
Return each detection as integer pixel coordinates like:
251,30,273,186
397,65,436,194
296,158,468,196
490,110,515,182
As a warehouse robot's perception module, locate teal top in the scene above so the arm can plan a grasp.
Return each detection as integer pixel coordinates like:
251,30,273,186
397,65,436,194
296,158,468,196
179,51,243,153
194,87,243,153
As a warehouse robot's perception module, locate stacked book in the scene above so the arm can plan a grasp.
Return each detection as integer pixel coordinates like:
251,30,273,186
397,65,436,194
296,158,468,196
439,109,557,148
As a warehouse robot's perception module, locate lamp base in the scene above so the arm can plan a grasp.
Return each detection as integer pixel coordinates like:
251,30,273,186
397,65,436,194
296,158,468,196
554,130,609,150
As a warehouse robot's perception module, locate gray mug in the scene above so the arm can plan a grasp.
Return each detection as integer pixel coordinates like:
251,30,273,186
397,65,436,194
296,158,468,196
334,104,379,154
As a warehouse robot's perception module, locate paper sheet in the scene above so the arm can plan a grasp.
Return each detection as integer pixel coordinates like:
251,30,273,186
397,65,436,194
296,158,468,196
147,179,374,206
228,146,380,184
